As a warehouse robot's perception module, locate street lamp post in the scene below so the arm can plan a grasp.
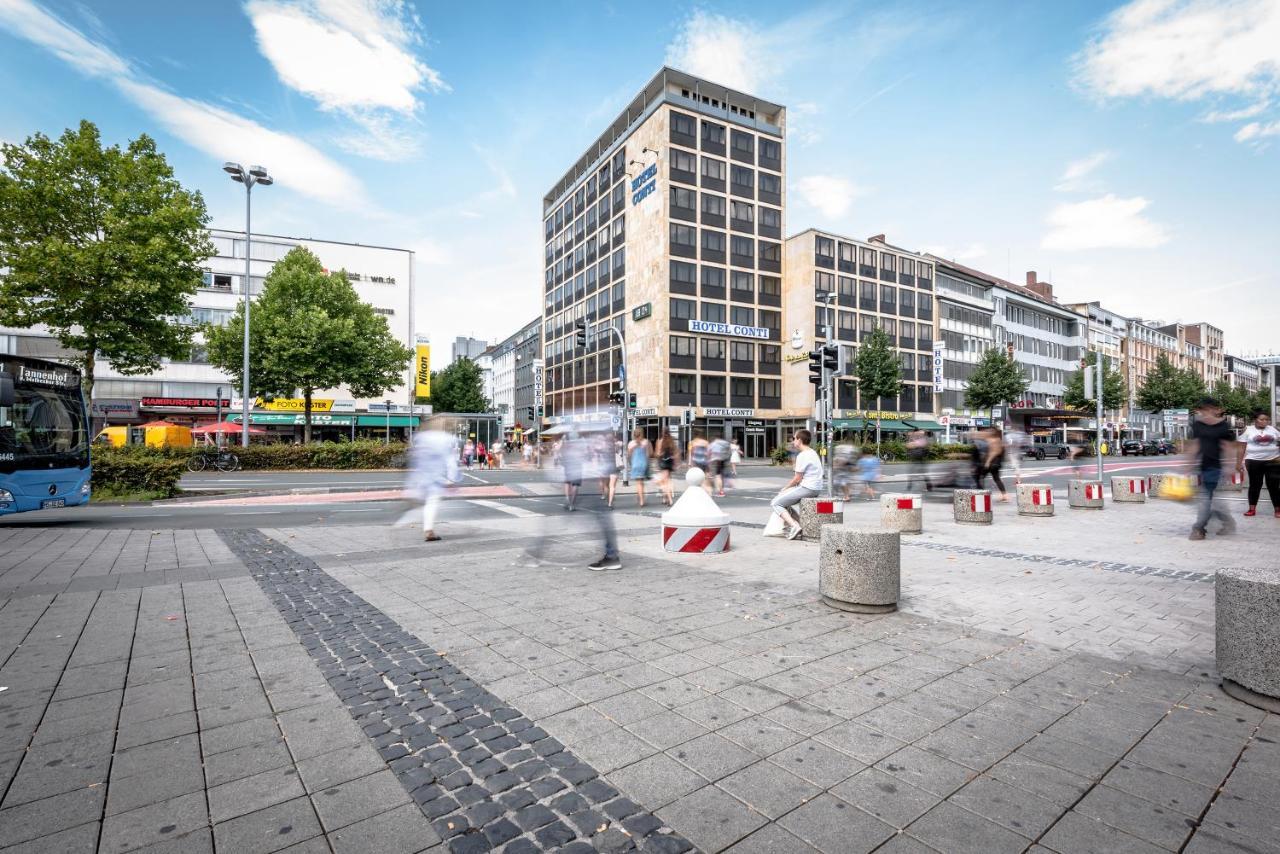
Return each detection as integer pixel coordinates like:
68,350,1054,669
222,163,273,448
385,399,392,444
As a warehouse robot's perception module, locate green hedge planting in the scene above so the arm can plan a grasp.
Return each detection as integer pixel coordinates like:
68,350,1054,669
91,447,185,497
149,439,410,470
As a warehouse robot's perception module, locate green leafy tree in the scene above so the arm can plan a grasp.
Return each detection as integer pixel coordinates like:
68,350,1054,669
1137,354,1205,412
1210,379,1252,420
853,326,902,448
1063,351,1127,411
1248,385,1273,419
206,247,412,443
427,358,490,414
0,121,212,398
964,346,1029,414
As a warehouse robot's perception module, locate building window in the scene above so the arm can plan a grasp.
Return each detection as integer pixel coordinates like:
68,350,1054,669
730,129,755,164
670,335,696,369
670,260,697,295
701,229,726,263
880,285,897,313
730,165,754,198
671,148,696,185
759,276,781,306
758,378,781,407
670,373,697,405
730,235,754,268
671,223,697,258
838,242,855,272
670,111,696,146
731,306,755,327
730,201,754,233
701,266,726,298
815,235,835,268
815,271,835,300
701,192,726,226
671,297,696,320
730,378,754,407
730,341,755,368
730,270,754,302
671,186,696,221
758,241,781,273
701,301,726,324
759,138,781,171
701,157,726,191
758,173,781,205
701,375,726,406
701,120,726,154
758,206,781,239
701,338,726,363
838,276,855,306
759,309,780,333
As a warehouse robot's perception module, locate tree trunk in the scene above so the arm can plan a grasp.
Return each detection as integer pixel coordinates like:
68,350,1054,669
304,388,312,445
875,417,882,453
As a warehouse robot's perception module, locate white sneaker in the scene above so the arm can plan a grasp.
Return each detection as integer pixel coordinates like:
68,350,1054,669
786,525,803,541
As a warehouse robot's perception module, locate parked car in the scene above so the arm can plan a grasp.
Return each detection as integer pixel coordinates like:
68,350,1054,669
1148,438,1175,455
1023,438,1071,460
1120,439,1146,456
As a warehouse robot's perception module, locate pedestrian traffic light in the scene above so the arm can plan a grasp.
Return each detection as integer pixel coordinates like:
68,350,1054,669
682,409,693,426
628,393,637,409
608,391,624,405
808,349,823,385
526,406,535,420
535,405,544,418
575,320,587,348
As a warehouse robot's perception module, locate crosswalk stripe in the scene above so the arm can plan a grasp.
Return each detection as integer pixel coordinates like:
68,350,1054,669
468,499,542,518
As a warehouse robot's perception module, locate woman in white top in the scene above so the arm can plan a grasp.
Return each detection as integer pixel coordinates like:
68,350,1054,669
729,440,742,476
1238,411,1280,517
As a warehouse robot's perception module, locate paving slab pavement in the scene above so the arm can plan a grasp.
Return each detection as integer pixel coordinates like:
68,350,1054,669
0,493,1274,853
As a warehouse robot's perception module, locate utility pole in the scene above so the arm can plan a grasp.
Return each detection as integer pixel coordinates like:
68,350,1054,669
823,293,836,496
1095,356,1105,484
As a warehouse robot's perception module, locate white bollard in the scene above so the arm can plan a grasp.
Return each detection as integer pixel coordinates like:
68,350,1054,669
661,468,730,553
953,489,992,525
1068,480,1105,510
1016,483,1054,517
1111,476,1147,503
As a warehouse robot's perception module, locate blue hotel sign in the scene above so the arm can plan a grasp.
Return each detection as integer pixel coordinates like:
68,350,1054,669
630,162,657,206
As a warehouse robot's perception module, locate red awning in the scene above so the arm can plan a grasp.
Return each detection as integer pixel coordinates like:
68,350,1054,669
191,420,265,435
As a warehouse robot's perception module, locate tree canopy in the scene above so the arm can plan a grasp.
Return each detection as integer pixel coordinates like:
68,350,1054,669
853,327,902,445
206,246,412,442
1062,351,1127,411
427,358,490,414
964,347,1029,411
1136,354,1205,413
0,120,212,398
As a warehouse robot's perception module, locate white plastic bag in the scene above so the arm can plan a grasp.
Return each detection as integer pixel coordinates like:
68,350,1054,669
762,511,787,538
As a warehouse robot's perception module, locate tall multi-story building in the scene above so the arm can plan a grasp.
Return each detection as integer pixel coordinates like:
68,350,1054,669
478,318,541,434
992,272,1084,434
784,230,937,434
1156,322,1205,378
930,258,998,434
541,67,788,456
451,337,488,363
1,228,415,437
1184,322,1225,386
1225,354,1260,393
1122,320,1181,437
1063,301,1127,430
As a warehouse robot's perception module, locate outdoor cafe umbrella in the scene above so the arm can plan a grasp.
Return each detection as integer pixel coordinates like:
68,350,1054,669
191,420,266,435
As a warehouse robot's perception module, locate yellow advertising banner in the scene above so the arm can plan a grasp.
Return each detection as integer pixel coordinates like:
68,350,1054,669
259,398,334,412
415,343,431,398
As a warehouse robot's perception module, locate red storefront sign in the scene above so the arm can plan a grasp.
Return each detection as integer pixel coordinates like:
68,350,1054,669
141,397,232,409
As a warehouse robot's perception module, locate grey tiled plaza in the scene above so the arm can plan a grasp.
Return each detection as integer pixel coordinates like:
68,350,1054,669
0,496,1277,852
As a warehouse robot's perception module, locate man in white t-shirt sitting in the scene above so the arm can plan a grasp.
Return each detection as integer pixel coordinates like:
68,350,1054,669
771,429,824,540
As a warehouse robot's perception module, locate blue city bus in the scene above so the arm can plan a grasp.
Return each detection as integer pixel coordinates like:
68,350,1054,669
0,355,92,515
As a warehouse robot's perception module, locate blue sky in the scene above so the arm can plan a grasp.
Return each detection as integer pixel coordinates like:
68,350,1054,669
1,0,1277,355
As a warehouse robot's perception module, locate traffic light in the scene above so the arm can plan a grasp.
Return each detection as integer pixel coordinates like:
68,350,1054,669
628,392,637,409
822,344,839,374
682,409,693,426
808,349,823,386
575,320,587,348
608,391,624,405
526,406,535,420
535,405,544,419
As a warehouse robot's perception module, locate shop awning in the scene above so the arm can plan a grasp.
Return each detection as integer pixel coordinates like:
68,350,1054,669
833,419,866,430
230,413,420,427
871,420,913,432
907,420,944,431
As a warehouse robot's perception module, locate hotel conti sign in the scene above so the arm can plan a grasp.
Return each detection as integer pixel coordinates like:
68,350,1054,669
630,163,657,205
688,320,772,340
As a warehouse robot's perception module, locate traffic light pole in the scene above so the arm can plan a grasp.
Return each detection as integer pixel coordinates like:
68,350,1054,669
592,321,630,485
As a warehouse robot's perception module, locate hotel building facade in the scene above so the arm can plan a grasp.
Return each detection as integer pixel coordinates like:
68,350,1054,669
540,68,791,455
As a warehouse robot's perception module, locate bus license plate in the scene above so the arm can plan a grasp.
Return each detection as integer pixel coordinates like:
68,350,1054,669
41,499,65,509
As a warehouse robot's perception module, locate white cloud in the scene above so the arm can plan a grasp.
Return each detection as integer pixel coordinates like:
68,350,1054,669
1201,100,1270,122
665,10,767,93
788,102,823,146
1234,119,1280,141
1055,151,1111,191
795,175,863,218
1075,0,1280,143
922,243,988,262
1041,194,1170,250
0,0,367,208
244,0,446,160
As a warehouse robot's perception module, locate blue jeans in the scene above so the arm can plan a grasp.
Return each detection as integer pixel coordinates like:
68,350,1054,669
1194,468,1231,532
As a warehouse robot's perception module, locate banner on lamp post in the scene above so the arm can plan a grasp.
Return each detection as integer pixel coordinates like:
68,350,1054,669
414,336,431,399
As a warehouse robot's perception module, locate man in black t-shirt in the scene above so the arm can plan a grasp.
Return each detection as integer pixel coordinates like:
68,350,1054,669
1187,397,1239,540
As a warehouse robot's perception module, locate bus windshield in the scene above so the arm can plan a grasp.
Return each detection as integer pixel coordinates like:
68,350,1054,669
0,373,89,473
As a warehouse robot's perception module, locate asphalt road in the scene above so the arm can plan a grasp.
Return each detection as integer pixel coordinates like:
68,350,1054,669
0,455,1197,530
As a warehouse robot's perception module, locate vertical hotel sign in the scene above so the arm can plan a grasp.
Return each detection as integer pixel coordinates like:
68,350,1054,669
532,359,545,413
932,341,945,394
414,335,431,399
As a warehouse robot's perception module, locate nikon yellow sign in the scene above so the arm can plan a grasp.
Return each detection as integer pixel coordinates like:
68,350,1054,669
415,342,431,398
258,398,334,412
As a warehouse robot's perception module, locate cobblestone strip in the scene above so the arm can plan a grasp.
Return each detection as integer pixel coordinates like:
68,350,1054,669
219,529,695,854
905,541,1217,583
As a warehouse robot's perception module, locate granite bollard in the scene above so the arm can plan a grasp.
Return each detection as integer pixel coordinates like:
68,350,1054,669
1016,483,1054,517
1216,566,1280,712
799,497,844,541
819,526,900,613
1111,476,1147,503
880,493,922,534
1068,480,1105,509
953,489,992,524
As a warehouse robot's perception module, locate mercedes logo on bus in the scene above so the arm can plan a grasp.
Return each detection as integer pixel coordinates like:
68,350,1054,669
48,483,57,495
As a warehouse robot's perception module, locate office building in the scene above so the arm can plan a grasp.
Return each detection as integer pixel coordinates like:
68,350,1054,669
1226,354,1260,393
1155,322,1205,378
930,258,998,435
541,67,787,456
1,229,415,438
478,318,541,435
787,230,938,436
1064,300,1127,431
451,337,489,363
1184,322,1225,386
1122,320,1181,438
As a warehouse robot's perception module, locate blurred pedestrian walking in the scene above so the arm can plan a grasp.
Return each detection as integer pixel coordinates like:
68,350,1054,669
833,441,856,501
627,428,651,507
709,435,731,496
856,449,881,499
906,429,932,493
405,417,460,542
973,426,1009,501
655,433,679,506
729,439,742,477
1238,410,1279,518
1187,397,1237,540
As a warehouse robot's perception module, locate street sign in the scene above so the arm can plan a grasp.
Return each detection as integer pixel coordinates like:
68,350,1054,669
992,407,1004,418
939,415,951,426
941,407,955,416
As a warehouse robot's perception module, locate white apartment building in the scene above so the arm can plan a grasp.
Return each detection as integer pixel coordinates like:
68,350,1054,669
930,258,997,433
1226,355,1260,394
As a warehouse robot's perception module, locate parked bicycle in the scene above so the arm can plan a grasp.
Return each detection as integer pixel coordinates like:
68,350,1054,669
187,449,241,473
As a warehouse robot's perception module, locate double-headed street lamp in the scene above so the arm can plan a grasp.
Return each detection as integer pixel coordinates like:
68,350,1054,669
222,162,273,448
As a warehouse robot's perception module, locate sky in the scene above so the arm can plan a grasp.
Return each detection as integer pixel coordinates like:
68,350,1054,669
1,0,1277,356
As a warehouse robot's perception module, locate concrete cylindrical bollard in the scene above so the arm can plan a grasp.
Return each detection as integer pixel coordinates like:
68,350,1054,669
1111,476,1147,503
953,489,992,525
1068,480,1105,510
661,469,730,553
880,493,922,534
1216,567,1280,712
1016,483,1055,517
1220,470,1246,492
799,497,844,541
819,527,900,613
1147,473,1168,498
